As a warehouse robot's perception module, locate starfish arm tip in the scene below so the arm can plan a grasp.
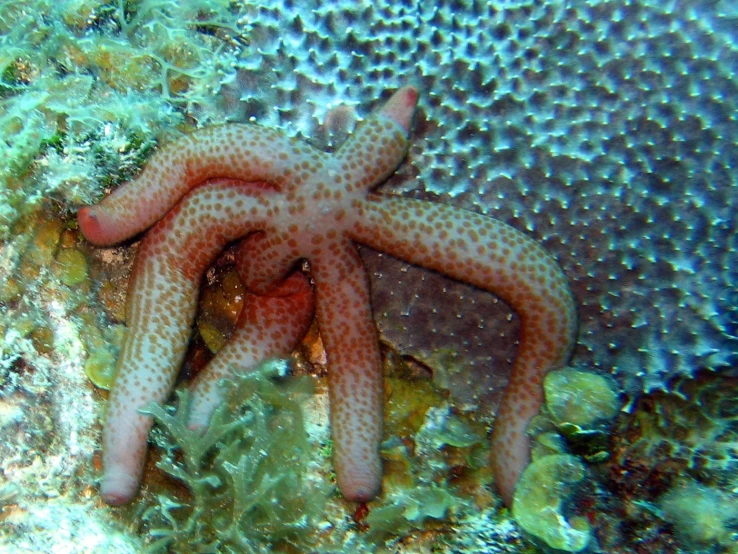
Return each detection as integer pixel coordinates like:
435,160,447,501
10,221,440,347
77,206,106,245
338,472,382,503
380,85,419,133
100,467,140,506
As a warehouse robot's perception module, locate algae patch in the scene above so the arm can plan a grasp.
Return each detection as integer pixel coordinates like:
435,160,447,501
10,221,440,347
138,365,330,553
512,454,591,552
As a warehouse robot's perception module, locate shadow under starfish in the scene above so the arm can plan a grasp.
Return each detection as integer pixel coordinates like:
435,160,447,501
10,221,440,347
78,85,577,507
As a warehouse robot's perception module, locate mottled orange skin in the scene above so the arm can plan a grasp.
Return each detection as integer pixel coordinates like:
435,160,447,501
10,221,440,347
188,264,314,431
79,86,576,507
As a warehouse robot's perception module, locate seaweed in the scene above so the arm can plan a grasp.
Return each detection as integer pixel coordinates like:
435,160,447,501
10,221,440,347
139,364,331,553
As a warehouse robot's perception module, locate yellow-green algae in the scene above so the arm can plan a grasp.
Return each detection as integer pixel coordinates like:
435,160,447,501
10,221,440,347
512,454,591,552
540,366,622,464
659,479,738,551
368,401,489,540
54,248,89,286
544,366,620,428
83,344,118,389
129,359,500,553
136,364,331,553
197,267,245,354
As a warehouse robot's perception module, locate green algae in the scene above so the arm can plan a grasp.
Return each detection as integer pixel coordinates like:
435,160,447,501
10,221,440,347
659,479,738,551
512,454,591,552
138,365,331,553
540,366,622,463
544,366,620,429
55,248,89,286
365,485,458,538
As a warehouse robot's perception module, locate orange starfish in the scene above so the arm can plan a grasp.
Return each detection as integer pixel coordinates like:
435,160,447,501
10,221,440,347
79,86,576,507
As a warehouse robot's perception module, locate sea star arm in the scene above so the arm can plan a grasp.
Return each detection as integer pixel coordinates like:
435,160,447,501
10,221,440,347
231,234,386,502
311,243,385,502
215,88,418,500
326,85,417,193
349,196,577,506
188,258,314,431
101,181,273,505
78,127,322,246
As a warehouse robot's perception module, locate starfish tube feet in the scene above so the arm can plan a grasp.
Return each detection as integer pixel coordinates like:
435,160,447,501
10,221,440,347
188,268,314,430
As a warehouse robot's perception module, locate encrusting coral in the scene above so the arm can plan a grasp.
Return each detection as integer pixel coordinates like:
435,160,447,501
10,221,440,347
78,86,576,507
512,454,591,552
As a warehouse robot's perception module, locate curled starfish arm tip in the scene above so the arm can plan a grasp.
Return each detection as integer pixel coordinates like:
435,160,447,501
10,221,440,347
188,270,314,430
77,206,107,246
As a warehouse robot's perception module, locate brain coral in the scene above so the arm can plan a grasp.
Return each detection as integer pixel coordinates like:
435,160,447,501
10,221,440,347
221,0,738,397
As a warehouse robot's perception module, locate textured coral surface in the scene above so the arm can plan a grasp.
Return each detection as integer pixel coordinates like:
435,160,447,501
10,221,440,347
258,0,737,396
174,0,738,399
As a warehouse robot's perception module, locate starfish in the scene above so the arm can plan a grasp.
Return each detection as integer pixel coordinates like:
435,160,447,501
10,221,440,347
78,86,576,507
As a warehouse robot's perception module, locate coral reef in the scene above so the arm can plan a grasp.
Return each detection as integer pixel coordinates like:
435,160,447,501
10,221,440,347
0,497,141,552
612,372,738,494
2,0,736,405
0,0,736,551
571,370,738,553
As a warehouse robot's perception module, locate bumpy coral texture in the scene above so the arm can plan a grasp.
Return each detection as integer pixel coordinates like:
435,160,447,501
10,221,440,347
222,0,738,396
78,87,576,507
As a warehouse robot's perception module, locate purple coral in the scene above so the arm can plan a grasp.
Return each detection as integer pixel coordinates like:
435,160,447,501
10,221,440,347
225,0,738,398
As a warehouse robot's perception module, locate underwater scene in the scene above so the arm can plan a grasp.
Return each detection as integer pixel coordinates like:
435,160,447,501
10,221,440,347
0,0,736,552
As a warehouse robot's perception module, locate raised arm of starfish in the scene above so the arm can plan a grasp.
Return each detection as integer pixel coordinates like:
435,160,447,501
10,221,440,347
78,86,576,507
